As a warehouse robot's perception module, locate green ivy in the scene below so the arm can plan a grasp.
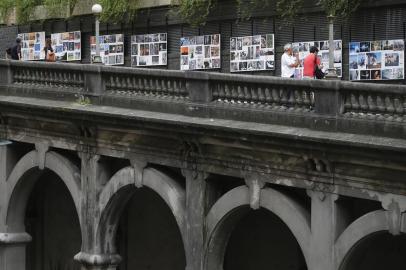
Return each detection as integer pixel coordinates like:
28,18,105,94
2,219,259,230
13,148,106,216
99,0,139,23
176,0,361,26
0,0,14,22
175,0,217,27
43,0,75,18
16,0,41,24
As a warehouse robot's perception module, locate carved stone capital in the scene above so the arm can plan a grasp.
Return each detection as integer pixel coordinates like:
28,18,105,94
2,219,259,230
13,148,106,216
245,177,265,210
74,251,122,267
181,168,209,181
130,158,147,188
35,142,49,170
0,232,32,245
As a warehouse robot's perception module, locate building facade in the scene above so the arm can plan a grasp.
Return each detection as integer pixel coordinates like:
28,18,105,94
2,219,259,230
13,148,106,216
0,0,406,82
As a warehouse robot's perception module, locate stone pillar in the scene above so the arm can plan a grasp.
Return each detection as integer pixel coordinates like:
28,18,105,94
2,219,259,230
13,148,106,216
0,144,32,270
307,190,339,270
76,151,120,270
182,169,211,270
0,233,32,270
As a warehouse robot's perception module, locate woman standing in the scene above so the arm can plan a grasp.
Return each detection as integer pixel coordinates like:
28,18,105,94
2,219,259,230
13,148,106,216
303,46,322,79
44,38,55,62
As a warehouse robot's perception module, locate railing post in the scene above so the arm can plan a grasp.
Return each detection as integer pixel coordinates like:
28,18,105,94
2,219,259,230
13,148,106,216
84,65,105,96
0,61,12,86
314,80,342,115
185,71,212,103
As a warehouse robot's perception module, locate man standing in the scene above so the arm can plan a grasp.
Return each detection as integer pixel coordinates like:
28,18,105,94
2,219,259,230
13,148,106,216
281,43,299,78
10,37,22,60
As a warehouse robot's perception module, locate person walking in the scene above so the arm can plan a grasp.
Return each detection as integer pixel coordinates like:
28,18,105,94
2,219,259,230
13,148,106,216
10,37,22,60
303,46,322,79
44,38,55,62
281,43,299,78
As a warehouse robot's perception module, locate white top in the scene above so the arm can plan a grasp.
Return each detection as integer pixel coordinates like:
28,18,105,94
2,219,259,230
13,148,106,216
281,53,297,78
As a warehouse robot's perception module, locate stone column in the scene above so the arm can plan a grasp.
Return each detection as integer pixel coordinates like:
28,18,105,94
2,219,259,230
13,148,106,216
0,144,32,270
75,151,121,270
182,169,212,270
307,190,339,270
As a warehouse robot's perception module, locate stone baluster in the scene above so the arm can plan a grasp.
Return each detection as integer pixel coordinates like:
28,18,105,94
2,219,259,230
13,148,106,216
243,85,250,104
237,85,244,103
257,85,265,106
250,85,258,105
224,83,231,103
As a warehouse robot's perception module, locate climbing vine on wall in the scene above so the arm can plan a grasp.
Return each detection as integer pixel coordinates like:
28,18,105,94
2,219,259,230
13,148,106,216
175,0,217,27
98,0,139,23
0,0,41,24
42,0,76,18
175,0,362,26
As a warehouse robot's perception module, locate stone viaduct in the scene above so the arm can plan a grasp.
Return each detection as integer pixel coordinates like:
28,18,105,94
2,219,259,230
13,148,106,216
0,60,405,270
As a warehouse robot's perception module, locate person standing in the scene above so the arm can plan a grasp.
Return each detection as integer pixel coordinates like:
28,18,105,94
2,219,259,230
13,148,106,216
44,38,55,62
10,37,22,60
303,46,322,79
281,43,299,78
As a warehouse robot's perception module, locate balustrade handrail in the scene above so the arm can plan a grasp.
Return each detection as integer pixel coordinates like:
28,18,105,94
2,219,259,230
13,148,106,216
0,59,406,119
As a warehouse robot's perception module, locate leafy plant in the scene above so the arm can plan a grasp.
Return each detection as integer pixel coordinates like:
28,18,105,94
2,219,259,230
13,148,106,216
176,0,361,26
19,0,43,24
0,0,14,22
175,0,217,27
42,0,72,18
317,0,361,17
98,0,139,23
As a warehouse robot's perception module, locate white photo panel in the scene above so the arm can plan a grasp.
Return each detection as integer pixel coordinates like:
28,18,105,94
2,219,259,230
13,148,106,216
51,31,81,62
18,32,46,61
291,40,342,79
131,33,167,67
230,34,274,72
180,34,221,71
349,39,404,81
90,34,124,66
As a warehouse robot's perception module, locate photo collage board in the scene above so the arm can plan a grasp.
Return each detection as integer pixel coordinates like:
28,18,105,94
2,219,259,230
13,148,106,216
230,34,275,72
180,34,221,70
18,32,46,61
51,31,81,62
90,34,124,66
131,33,167,67
349,40,404,81
292,40,342,79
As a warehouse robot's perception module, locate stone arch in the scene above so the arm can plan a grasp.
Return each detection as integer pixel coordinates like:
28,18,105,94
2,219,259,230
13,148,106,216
205,185,311,270
335,209,391,270
5,150,82,232
96,166,186,255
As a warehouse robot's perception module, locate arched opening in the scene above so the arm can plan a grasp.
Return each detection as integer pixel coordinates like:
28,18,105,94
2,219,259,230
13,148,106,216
341,232,406,270
116,187,186,270
223,208,307,270
25,170,81,270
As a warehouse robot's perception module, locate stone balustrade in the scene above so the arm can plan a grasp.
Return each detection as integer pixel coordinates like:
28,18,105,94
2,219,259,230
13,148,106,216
0,60,405,136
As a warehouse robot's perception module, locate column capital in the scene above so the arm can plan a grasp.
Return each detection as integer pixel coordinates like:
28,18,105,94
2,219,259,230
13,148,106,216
74,251,122,267
0,232,32,245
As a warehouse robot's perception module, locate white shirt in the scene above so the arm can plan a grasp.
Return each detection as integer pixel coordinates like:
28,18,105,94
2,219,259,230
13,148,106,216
281,53,297,78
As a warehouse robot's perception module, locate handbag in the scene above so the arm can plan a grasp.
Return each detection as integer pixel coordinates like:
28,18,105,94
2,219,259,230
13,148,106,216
46,50,56,62
314,54,325,79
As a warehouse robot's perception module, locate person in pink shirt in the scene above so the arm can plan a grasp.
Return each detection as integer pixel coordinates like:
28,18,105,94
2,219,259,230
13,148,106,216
303,46,322,79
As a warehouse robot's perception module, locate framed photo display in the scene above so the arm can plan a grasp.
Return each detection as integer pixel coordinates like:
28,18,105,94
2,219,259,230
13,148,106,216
349,39,404,81
292,40,342,79
180,34,221,70
131,33,167,67
18,32,46,61
90,34,124,66
51,31,81,62
230,34,275,72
